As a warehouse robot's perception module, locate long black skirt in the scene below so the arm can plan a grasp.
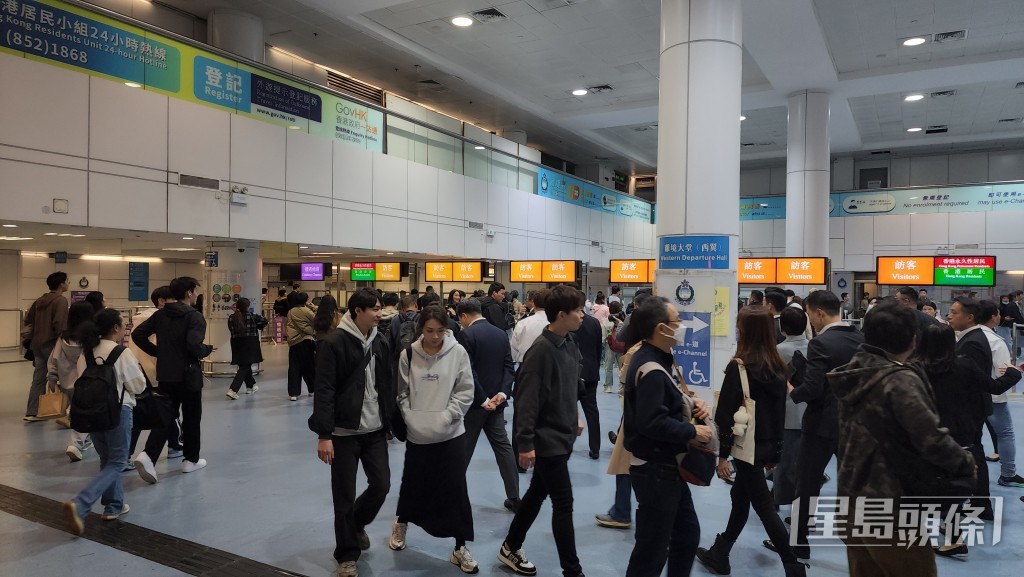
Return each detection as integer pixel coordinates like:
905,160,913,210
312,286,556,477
396,433,474,541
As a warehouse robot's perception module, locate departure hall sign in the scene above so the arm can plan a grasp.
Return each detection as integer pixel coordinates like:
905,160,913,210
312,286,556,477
876,256,996,287
737,258,827,285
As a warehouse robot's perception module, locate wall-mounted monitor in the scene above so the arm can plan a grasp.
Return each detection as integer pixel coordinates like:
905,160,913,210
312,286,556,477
301,262,325,281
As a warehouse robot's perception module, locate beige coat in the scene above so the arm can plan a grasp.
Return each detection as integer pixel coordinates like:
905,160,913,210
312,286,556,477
286,306,316,346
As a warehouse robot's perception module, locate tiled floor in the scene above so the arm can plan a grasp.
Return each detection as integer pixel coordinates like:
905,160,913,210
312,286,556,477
1,345,1021,576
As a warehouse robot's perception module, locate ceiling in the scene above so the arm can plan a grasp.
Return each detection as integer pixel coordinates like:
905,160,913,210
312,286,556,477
137,0,1024,177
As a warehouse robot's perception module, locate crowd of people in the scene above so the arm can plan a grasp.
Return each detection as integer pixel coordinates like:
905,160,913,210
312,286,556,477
17,270,1024,577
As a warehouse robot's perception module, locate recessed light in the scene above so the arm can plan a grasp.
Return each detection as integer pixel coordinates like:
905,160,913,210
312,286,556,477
58,233,73,237
904,94,925,102
124,82,142,88
299,246,309,249
740,115,747,121
2,224,17,228
44,232,58,236
288,125,302,130
903,37,927,46
71,234,85,237
571,89,588,96
451,16,473,27
182,237,193,240
386,252,394,255
907,127,923,132
474,145,485,150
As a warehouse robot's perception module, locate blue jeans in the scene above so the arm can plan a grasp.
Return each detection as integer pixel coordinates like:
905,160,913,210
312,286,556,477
627,462,700,577
988,402,1016,479
996,326,1014,355
608,473,633,521
72,406,132,518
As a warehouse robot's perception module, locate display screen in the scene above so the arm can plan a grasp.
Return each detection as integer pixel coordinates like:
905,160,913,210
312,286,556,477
510,261,543,282
453,262,482,282
875,257,935,286
301,262,325,281
776,257,827,285
424,262,453,282
609,260,650,283
542,261,578,283
737,258,777,284
375,262,402,282
933,256,996,287
350,262,375,281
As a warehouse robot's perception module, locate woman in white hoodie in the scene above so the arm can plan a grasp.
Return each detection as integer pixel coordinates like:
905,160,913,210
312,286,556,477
46,302,97,461
389,305,478,574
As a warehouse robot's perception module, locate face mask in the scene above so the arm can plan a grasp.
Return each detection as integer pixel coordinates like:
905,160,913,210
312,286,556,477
1003,300,1010,305
661,323,687,344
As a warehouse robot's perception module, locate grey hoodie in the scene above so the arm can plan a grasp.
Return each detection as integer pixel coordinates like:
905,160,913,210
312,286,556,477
333,314,383,436
46,336,83,390
398,332,474,445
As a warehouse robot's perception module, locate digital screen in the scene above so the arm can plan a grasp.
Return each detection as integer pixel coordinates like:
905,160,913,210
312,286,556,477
609,260,650,283
301,263,324,281
425,262,453,282
375,262,402,282
776,257,827,285
453,262,482,282
542,261,578,283
933,256,996,287
350,262,375,281
876,257,935,286
510,261,543,282
737,258,777,284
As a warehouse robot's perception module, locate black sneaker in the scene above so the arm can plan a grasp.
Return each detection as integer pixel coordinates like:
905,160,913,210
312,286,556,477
934,543,968,559
503,498,520,513
357,529,370,550
498,542,537,576
763,539,810,560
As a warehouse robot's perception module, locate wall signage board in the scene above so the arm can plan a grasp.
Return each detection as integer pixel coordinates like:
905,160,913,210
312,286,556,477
375,262,401,282
349,262,375,281
933,256,996,287
659,235,730,270
776,257,828,285
510,261,543,282
424,262,453,282
204,251,218,268
609,259,652,283
453,262,482,282
128,262,149,302
737,258,777,284
875,257,935,286
537,167,652,223
541,260,579,283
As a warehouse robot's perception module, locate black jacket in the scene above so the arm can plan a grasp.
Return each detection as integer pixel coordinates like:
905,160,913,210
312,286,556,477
956,326,995,417
912,309,941,353
715,359,788,465
227,312,266,366
132,302,213,383
623,342,695,465
923,356,1020,446
458,318,515,409
789,324,864,438
309,327,395,438
573,314,604,383
1000,302,1024,328
479,296,509,331
513,328,583,456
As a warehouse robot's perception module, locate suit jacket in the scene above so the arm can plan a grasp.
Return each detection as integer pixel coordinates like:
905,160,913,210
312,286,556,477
956,326,994,417
573,314,604,383
457,318,515,409
790,324,864,439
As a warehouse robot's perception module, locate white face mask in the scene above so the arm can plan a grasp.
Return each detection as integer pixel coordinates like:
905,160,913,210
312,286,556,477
660,322,687,344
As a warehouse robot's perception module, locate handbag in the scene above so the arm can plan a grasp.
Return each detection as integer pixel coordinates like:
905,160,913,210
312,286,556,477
729,358,757,466
37,385,68,418
133,380,174,430
183,361,205,392
677,394,720,486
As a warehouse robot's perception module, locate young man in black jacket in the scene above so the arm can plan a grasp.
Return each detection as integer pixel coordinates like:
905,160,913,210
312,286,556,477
310,288,395,577
480,282,509,331
499,285,586,577
131,277,213,481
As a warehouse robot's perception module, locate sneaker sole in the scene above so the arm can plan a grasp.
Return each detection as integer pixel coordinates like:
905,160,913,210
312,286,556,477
63,501,84,536
498,553,537,576
100,505,129,521
450,554,480,574
596,519,631,529
388,541,405,551
134,461,158,484
66,449,82,462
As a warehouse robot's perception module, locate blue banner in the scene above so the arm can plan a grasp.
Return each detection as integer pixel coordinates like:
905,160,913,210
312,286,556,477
128,262,149,302
672,312,712,388
537,167,652,223
659,235,730,270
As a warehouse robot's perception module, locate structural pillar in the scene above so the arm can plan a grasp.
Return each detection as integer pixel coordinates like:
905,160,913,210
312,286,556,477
785,90,831,259
656,0,742,399
204,240,262,375
207,10,264,63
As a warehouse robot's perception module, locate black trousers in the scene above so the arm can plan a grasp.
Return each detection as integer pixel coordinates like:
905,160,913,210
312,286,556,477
626,461,699,577
130,416,182,457
793,432,837,549
968,436,991,513
579,380,601,454
229,363,256,392
331,430,390,563
505,454,582,577
723,461,797,563
288,340,316,397
464,406,520,501
142,382,203,464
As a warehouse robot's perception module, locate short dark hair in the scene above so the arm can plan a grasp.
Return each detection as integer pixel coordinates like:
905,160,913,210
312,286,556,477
170,277,200,301
895,287,919,304
544,285,586,323
978,299,999,325
84,291,104,313
952,297,981,323
382,292,400,307
748,290,764,303
764,291,787,313
919,299,937,311
804,289,841,316
456,299,482,317
488,282,505,297
347,288,381,319
151,286,172,308
417,304,449,333
621,296,673,350
779,306,807,336
277,289,287,297
532,288,551,309
420,292,441,307
633,291,655,308
841,292,849,299
609,301,623,315
611,285,621,294
425,286,434,292
400,294,418,311
46,272,68,290
784,289,795,298
862,301,917,355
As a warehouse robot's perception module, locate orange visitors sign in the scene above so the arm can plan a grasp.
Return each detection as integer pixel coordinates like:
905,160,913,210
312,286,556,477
424,262,452,282
375,262,401,282
776,257,827,285
542,261,577,283
737,258,777,284
876,257,935,286
510,261,543,282
453,262,482,282
609,260,649,283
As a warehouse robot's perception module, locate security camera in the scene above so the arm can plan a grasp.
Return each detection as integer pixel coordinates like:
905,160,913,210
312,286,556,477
237,248,245,253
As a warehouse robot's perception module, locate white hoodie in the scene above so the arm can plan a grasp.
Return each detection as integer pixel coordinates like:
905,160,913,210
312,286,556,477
398,332,474,445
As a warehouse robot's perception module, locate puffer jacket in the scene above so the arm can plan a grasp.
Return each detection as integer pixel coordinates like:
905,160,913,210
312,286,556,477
829,344,975,500
286,306,316,346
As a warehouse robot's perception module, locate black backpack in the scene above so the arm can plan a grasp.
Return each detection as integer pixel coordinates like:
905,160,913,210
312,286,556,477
396,312,419,352
70,346,127,433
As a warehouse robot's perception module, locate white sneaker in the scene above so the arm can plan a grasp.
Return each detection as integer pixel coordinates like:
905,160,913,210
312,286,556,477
226,389,239,400
66,445,83,462
337,560,358,577
100,503,130,521
133,452,158,484
182,458,207,473
388,519,407,551
289,396,298,401
246,386,258,394
451,546,480,574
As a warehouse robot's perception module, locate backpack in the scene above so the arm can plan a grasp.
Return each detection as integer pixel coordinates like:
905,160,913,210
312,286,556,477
397,313,419,352
70,345,127,433
607,323,626,353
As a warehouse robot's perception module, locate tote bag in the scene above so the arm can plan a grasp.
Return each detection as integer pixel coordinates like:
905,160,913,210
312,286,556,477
729,358,757,466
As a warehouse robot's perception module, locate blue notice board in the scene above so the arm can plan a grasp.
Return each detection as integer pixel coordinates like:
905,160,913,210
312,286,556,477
659,235,730,269
205,251,219,268
128,262,149,302
672,311,712,387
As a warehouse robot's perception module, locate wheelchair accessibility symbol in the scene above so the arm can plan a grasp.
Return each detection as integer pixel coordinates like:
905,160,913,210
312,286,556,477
687,362,707,385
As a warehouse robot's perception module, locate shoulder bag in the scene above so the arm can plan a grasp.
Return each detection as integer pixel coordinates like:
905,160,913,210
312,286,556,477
729,358,757,466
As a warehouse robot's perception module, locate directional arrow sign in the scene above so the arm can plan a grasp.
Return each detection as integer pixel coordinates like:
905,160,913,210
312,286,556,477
673,311,712,387
680,315,709,335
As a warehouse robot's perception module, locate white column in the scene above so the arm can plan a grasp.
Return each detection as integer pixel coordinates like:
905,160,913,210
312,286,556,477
785,90,831,258
207,10,264,63
204,241,262,374
656,0,742,398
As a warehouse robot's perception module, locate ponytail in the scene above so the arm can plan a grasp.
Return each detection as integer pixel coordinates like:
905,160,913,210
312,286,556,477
76,308,122,358
232,298,250,334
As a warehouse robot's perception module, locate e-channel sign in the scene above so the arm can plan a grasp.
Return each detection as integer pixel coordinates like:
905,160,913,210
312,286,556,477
934,256,996,287
659,235,730,270
671,311,712,388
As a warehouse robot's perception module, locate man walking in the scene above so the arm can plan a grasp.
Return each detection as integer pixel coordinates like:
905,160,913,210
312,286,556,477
498,285,586,577
131,277,213,480
23,272,69,422
574,310,603,459
311,288,395,577
457,299,520,513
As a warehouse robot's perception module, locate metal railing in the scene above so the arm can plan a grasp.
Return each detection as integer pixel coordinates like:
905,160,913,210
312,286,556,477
1014,323,1023,365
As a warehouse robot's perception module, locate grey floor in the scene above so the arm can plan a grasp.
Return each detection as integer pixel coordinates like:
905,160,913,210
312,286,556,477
1,345,1022,577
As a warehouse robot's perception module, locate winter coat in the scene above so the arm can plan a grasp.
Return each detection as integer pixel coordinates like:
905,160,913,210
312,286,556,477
714,359,788,465
478,295,509,331
131,302,212,383
228,312,266,366
286,306,316,347
25,291,68,351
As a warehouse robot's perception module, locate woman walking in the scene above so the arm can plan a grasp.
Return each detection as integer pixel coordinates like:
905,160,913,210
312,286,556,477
226,298,267,399
286,292,317,401
696,306,804,577
389,305,478,573
47,302,96,460
63,308,147,535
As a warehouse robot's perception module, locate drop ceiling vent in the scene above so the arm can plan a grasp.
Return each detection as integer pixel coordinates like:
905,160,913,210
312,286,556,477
1015,82,1024,89
870,150,892,155
589,84,613,93
999,117,1023,124
930,89,957,98
933,30,967,43
179,174,220,190
925,125,948,134
327,70,384,105
471,8,508,23
632,125,658,132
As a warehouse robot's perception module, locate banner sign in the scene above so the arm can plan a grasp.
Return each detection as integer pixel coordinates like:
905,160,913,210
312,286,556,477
673,311,712,388
537,167,652,223
1,0,384,152
659,235,730,270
